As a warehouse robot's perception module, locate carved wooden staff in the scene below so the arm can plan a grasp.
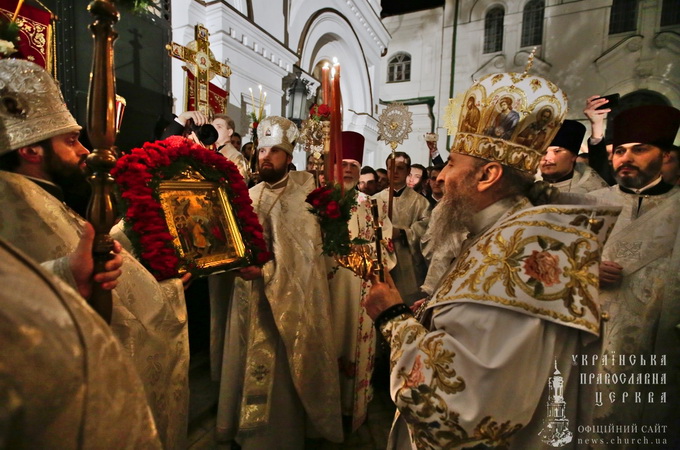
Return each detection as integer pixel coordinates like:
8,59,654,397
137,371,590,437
85,0,120,323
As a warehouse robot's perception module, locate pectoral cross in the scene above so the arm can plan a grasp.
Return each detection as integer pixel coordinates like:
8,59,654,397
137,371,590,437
166,24,232,115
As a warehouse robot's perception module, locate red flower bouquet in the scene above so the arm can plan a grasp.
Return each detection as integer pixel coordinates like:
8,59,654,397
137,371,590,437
112,136,271,281
306,183,366,257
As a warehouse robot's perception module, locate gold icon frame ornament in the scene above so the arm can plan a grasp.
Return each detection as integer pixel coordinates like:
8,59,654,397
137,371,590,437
158,169,247,275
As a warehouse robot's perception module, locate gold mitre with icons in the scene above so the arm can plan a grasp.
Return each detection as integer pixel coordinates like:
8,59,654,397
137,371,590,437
446,72,568,173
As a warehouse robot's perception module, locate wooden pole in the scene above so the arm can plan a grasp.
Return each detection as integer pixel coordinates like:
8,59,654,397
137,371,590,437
85,0,120,324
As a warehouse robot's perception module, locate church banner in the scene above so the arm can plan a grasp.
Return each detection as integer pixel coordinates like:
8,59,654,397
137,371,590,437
0,1,54,75
184,68,228,115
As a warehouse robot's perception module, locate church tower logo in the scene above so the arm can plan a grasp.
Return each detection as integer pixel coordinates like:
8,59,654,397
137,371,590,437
539,360,573,447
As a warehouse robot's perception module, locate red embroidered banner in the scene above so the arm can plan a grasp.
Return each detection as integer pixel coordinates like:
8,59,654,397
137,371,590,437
0,1,54,75
184,68,229,115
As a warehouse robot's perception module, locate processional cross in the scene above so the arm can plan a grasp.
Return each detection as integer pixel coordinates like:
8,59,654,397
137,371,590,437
166,24,232,115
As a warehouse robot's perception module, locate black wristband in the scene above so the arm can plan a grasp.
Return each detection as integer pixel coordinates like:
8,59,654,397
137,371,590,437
374,303,413,331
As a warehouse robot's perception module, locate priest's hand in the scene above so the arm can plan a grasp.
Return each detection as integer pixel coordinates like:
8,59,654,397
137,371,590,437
599,260,623,288
584,95,609,140
411,297,427,313
237,265,263,280
363,271,404,320
70,222,124,299
180,273,193,290
426,139,438,157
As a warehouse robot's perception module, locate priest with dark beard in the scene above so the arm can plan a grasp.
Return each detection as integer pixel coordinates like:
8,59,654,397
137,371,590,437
0,59,190,449
215,116,342,448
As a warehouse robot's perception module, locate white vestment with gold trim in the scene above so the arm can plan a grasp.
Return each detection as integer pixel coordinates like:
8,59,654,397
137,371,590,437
589,185,680,446
382,196,620,449
216,171,342,447
0,171,189,450
0,239,162,449
373,187,431,304
218,142,250,184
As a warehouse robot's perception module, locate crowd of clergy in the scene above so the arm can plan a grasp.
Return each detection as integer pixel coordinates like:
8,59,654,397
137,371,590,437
1,55,679,450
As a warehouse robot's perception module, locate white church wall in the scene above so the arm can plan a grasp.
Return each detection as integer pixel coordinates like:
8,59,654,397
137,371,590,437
451,0,680,130
380,0,680,161
251,1,286,42
380,8,445,168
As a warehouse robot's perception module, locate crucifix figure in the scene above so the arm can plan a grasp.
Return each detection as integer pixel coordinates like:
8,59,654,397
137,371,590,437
166,24,231,115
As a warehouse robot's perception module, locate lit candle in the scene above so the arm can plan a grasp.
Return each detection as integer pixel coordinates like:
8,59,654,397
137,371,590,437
249,87,256,115
259,91,267,120
322,63,331,106
331,58,343,191
332,57,340,78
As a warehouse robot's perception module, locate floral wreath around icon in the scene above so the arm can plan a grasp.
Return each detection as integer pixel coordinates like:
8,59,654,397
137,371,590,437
112,136,271,281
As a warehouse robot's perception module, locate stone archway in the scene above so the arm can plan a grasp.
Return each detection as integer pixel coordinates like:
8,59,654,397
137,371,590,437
295,10,379,166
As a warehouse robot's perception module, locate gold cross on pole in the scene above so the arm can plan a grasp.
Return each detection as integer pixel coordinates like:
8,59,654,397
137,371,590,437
166,24,232,115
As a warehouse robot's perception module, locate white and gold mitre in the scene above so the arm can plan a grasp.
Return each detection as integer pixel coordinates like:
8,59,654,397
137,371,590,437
0,59,81,155
257,116,299,155
448,72,568,173
430,198,621,335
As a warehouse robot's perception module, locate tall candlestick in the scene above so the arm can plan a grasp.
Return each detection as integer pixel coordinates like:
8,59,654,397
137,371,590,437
12,0,25,21
331,59,343,192
327,81,335,183
322,63,331,105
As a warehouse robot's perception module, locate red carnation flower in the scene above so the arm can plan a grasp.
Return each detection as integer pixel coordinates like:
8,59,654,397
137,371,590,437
317,104,331,117
326,200,341,219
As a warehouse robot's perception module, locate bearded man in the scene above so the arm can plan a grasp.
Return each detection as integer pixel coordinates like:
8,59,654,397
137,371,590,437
216,116,342,448
363,72,621,449
589,105,680,447
419,164,466,298
326,131,397,431
0,59,189,449
539,119,609,193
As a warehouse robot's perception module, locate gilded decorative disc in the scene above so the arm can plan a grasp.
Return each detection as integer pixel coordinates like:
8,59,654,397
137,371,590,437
378,103,412,150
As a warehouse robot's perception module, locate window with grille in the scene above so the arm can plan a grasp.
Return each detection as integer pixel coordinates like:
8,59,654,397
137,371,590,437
661,0,680,26
521,0,544,47
484,7,504,54
388,53,411,82
609,0,638,34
